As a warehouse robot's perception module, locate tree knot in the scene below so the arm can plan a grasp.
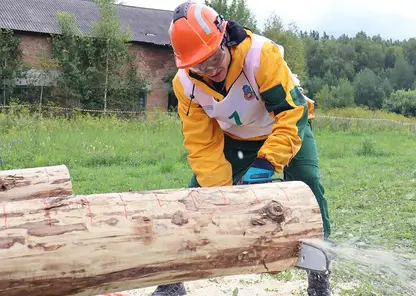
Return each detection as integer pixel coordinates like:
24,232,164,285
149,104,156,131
171,210,189,226
263,201,285,224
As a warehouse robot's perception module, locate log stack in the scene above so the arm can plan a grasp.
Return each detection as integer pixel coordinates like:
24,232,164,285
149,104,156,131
0,165,323,296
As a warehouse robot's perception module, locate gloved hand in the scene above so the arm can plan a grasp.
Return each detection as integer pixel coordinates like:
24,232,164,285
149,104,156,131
241,157,275,184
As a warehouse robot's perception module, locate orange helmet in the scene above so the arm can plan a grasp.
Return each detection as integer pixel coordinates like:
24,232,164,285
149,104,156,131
168,1,228,68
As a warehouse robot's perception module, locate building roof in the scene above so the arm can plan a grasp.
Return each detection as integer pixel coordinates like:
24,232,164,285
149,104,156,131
0,0,174,46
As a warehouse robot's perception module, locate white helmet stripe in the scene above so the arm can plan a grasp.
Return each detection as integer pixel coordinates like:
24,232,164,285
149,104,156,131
194,3,211,34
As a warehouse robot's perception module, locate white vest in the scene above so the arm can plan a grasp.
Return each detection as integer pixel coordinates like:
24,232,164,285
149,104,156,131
178,34,289,139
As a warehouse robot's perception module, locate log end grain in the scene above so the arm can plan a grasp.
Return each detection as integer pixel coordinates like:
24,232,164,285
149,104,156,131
0,165,73,202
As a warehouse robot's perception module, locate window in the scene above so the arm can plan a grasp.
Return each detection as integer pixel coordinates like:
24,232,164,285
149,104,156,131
137,92,147,112
168,92,178,112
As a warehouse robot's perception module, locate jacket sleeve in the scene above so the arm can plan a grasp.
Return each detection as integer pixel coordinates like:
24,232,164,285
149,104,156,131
255,41,310,173
173,73,233,187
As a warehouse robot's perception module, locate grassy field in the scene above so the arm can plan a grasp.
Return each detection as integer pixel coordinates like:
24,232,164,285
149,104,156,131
1,108,415,295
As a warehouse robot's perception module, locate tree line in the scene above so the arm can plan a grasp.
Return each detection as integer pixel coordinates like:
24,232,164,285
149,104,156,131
205,0,416,117
1,0,415,116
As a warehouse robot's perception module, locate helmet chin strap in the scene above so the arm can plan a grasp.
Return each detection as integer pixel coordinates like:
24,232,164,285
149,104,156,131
214,14,225,32
224,28,237,47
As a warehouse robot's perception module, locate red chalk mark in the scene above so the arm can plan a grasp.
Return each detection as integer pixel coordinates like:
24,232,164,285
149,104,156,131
119,194,128,219
153,192,161,207
43,200,52,226
219,189,228,204
2,203,7,229
189,190,197,208
280,187,290,201
83,197,93,224
250,189,260,204
194,190,202,203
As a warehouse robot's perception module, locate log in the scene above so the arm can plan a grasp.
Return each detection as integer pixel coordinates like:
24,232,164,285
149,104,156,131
0,165,72,202
0,181,323,296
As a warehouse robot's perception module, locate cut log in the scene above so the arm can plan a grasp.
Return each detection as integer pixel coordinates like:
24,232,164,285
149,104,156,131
0,165,72,202
0,181,323,296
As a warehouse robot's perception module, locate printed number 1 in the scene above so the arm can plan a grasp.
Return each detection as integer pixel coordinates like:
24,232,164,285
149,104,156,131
228,111,242,126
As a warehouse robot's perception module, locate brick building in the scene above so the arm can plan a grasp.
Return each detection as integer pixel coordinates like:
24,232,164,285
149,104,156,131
0,0,178,111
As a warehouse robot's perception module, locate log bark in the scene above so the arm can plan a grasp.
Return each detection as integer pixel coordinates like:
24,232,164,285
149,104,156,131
0,165,72,202
0,181,323,296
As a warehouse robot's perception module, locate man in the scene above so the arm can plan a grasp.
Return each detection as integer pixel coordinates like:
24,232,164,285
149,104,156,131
152,1,331,295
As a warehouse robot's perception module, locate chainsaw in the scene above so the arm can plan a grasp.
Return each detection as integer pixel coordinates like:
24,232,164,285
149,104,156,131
241,175,336,275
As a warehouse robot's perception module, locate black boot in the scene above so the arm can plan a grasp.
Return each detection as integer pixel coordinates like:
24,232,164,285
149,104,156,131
151,282,187,296
307,270,331,296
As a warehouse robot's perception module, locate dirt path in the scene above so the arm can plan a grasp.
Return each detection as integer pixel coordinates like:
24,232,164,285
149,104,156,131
102,271,355,296
117,274,308,296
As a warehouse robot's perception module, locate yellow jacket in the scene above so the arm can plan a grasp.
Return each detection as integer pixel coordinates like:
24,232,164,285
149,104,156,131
172,24,314,187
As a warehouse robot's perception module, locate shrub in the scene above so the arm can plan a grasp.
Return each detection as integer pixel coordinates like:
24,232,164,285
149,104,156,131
383,89,416,117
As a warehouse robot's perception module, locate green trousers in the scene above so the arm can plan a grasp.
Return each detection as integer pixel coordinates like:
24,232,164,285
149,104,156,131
188,121,331,238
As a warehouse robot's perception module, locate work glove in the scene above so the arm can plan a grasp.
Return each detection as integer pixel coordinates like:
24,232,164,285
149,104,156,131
241,157,275,184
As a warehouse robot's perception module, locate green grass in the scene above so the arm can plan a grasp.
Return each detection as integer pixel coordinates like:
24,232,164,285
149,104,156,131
315,106,416,123
1,109,415,295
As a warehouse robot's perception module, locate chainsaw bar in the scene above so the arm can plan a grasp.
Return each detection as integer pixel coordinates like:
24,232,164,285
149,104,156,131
295,239,336,274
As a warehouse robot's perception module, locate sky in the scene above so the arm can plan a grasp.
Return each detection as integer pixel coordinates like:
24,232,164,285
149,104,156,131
121,0,416,41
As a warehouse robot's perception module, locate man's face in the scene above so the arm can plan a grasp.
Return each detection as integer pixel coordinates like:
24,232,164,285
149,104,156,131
189,45,230,82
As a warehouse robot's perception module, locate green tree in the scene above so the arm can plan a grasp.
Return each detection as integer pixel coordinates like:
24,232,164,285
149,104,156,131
322,70,338,87
303,40,326,78
51,11,92,107
303,76,325,99
262,12,305,80
314,79,355,110
314,84,330,109
51,0,148,111
353,68,386,109
113,54,148,111
205,0,258,32
300,26,416,113
383,89,416,117
389,53,415,90
326,78,355,109
204,0,229,17
24,45,60,113
320,41,356,81
384,46,404,68
403,38,416,67
381,77,393,99
90,0,135,112
0,29,25,105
